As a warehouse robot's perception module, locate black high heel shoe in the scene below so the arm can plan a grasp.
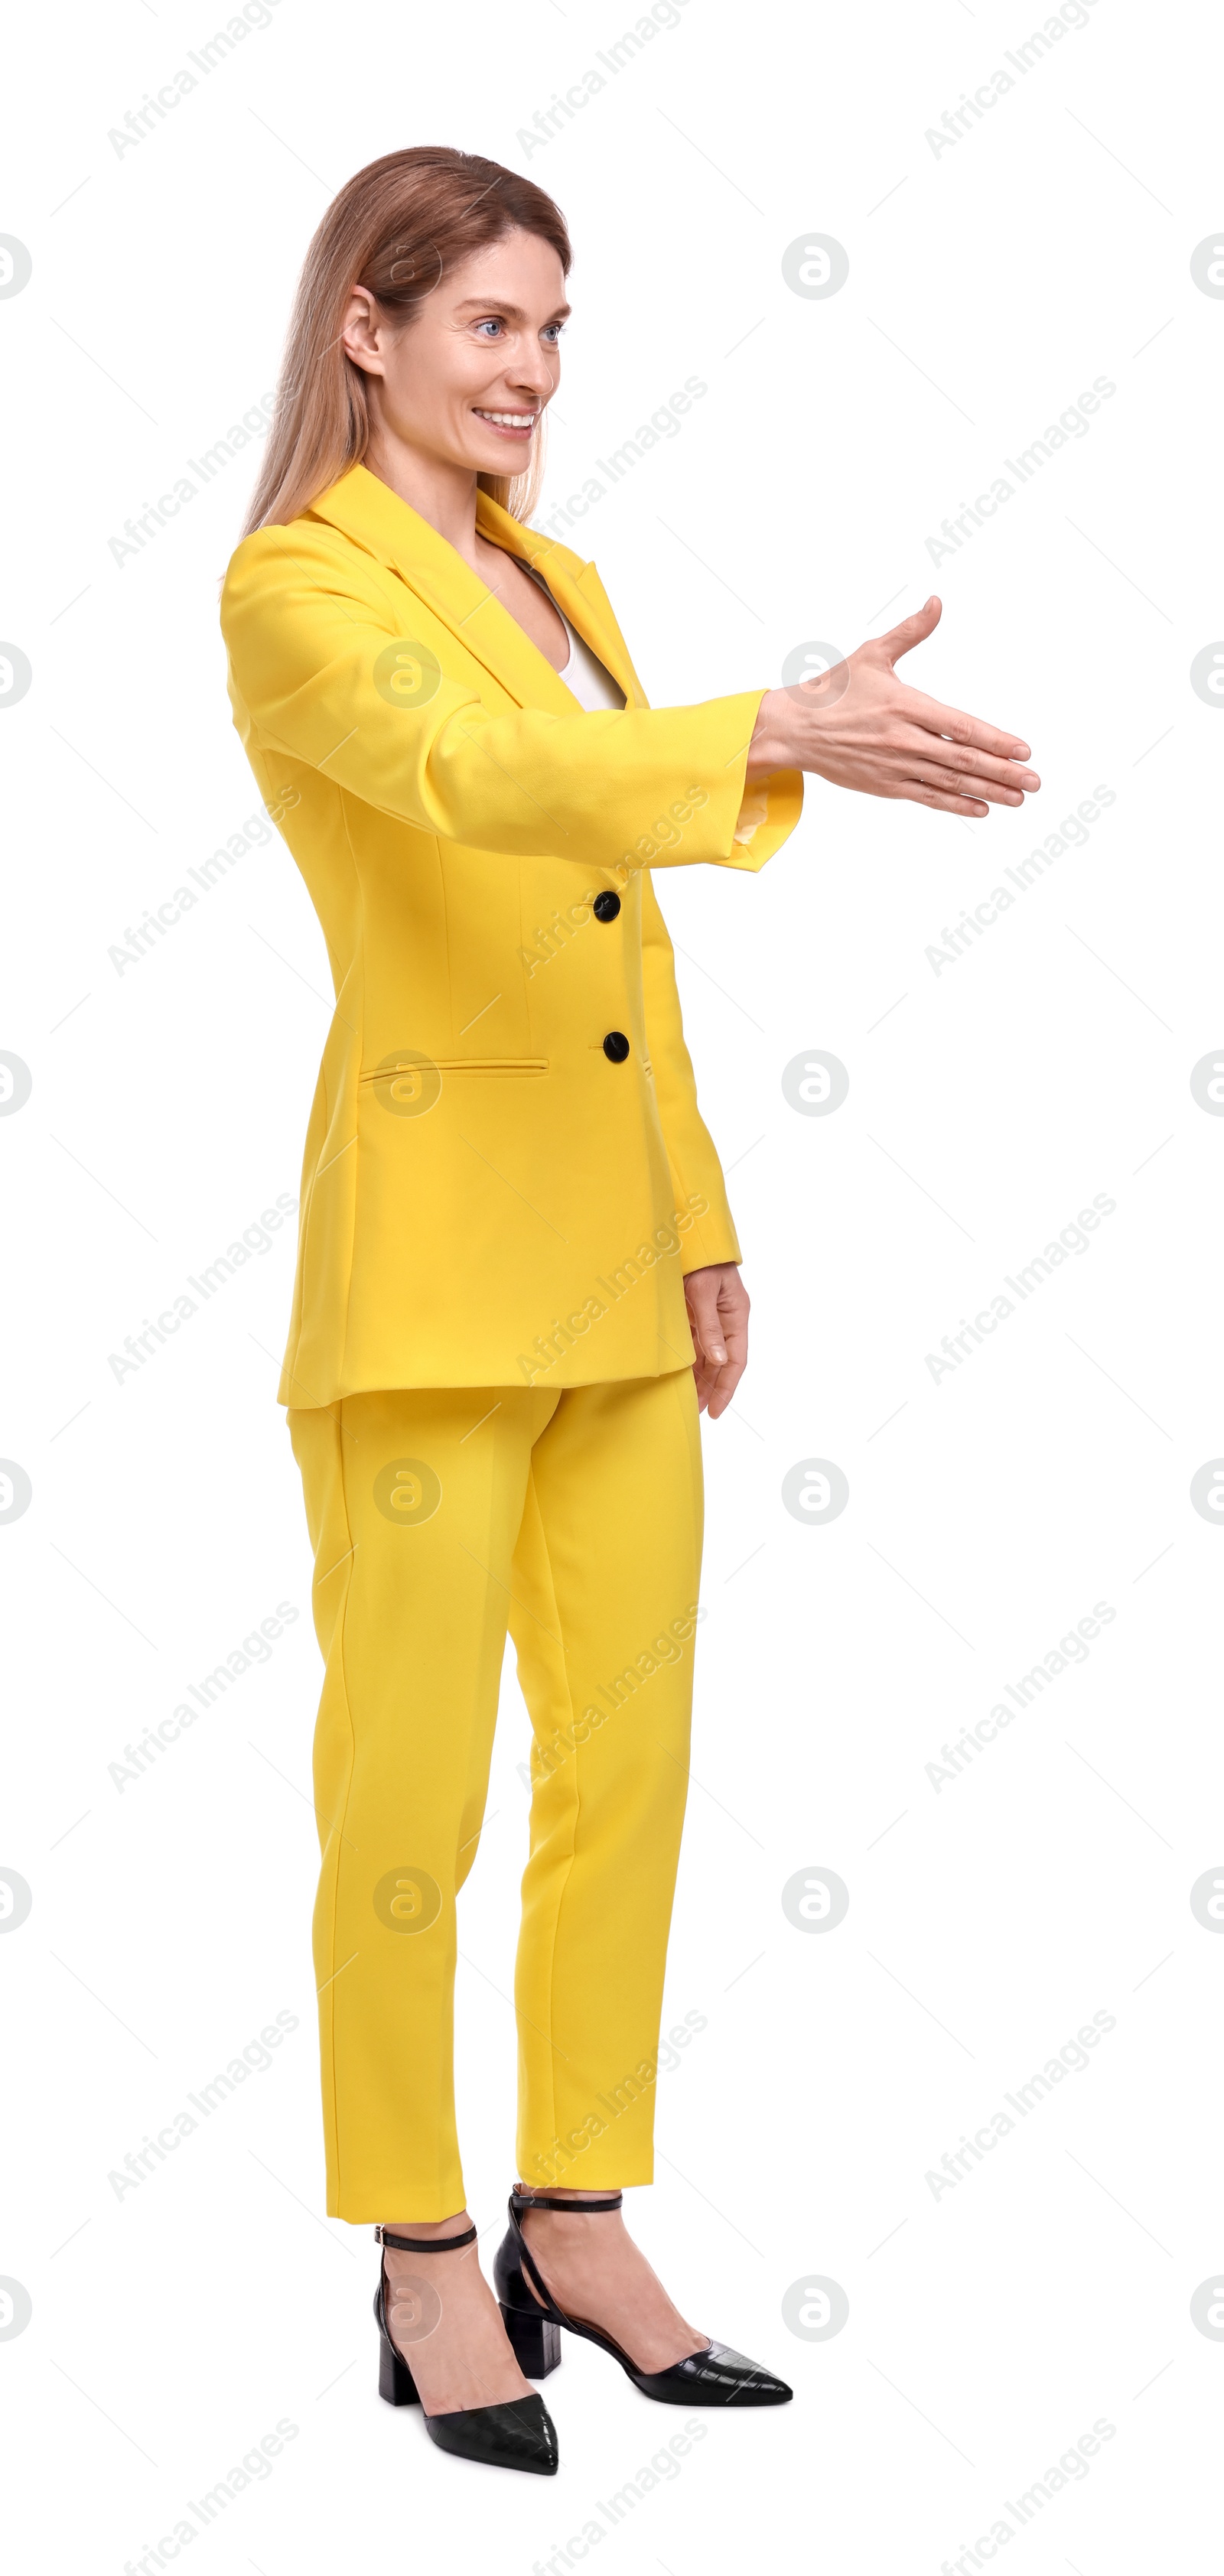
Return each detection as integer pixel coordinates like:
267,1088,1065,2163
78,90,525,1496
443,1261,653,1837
493,2190,793,2408
374,2220,559,2473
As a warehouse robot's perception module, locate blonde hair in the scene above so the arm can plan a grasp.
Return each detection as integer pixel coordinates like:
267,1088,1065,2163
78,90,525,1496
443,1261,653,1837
242,145,571,537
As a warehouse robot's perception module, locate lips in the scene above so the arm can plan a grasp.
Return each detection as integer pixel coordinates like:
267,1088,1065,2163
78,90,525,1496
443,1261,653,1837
472,408,539,437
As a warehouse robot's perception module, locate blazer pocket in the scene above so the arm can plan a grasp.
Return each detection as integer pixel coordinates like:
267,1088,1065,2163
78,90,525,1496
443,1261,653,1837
358,1057,549,1084
435,1057,548,1075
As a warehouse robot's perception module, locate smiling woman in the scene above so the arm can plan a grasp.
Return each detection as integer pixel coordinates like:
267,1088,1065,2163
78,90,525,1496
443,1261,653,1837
221,139,1038,2480
244,148,570,537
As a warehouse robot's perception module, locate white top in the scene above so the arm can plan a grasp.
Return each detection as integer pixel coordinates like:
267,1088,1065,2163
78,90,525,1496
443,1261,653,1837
522,561,626,712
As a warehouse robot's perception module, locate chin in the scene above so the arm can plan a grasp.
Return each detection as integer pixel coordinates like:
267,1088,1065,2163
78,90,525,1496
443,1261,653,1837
474,440,535,469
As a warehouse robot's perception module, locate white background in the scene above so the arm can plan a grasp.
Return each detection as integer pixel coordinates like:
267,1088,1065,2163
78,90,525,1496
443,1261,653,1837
2,0,1222,2567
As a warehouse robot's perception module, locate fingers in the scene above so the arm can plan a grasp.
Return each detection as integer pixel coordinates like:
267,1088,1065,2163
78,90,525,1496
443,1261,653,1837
898,733,1039,792
876,595,942,666
904,756,1029,808
905,782,991,818
903,688,1034,766
685,1270,729,1369
692,1338,748,1416
705,1344,748,1418
864,601,1034,766
685,1264,750,1419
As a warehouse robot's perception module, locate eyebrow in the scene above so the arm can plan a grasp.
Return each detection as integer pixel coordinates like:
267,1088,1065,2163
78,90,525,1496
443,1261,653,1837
452,297,571,322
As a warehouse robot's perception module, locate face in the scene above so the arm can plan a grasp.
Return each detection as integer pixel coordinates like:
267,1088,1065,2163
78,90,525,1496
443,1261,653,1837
341,229,568,475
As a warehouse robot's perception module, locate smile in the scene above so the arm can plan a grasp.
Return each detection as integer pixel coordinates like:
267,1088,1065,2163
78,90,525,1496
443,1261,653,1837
472,408,539,434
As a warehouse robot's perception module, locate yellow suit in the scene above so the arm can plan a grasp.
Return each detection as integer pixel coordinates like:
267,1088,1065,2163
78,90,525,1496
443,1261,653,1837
220,464,802,1399
220,467,802,2218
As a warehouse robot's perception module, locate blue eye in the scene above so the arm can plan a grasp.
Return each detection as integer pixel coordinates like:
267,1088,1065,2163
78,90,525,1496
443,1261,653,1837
471,315,565,342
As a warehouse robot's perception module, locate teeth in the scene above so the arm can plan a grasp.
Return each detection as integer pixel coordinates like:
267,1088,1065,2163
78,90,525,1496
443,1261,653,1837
475,410,537,426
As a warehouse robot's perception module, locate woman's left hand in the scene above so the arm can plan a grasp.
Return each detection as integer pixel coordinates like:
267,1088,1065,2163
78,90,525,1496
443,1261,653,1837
684,1264,750,1418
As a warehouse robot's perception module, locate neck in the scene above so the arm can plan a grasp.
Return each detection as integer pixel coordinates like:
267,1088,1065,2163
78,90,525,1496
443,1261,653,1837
362,424,483,571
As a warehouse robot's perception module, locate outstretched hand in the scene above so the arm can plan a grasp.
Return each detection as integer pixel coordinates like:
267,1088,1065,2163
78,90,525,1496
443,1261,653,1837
745,597,1039,818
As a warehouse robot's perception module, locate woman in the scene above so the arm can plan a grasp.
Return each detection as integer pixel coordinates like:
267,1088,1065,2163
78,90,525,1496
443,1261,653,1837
220,145,1038,2476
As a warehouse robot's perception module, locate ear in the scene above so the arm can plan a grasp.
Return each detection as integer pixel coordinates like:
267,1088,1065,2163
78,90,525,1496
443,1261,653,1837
340,286,386,378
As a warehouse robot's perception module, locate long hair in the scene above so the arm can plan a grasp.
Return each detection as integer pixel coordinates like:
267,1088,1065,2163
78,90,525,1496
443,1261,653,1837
242,146,571,536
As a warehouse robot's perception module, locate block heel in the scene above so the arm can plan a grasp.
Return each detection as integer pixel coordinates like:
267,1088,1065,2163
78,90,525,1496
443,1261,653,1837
373,2220,558,2473
378,2331,420,2406
500,2300,562,2378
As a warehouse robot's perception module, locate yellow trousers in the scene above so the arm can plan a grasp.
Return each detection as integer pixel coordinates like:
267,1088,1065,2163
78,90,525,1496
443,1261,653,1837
288,1374,703,2220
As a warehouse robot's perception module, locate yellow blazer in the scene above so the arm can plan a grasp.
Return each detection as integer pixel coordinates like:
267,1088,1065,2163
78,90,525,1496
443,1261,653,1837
219,463,802,1400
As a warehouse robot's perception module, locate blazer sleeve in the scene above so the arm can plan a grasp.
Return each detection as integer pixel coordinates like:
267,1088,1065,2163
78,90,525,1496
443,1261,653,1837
220,522,802,875
640,871,742,1273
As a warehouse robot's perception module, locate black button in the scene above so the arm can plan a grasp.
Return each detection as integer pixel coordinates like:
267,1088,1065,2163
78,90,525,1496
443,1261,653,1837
593,890,621,922
603,1031,630,1063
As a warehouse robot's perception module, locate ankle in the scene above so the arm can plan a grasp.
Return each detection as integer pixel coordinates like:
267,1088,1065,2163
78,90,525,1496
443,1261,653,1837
517,2185,622,2205
519,2198,626,2248
382,2210,471,2230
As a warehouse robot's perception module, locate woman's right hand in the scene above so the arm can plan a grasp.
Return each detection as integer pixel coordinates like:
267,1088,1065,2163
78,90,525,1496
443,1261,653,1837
744,596,1040,819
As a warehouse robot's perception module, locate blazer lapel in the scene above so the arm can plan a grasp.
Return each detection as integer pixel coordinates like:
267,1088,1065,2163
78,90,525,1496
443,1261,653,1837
304,463,646,712
557,557,648,708
475,492,648,709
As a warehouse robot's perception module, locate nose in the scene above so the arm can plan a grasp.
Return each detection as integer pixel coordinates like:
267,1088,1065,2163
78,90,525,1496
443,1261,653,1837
506,368,553,403
505,342,558,399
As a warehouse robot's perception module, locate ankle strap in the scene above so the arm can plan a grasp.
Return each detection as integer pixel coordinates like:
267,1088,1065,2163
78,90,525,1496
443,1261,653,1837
375,2220,478,2253
511,2189,623,2214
